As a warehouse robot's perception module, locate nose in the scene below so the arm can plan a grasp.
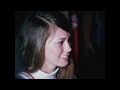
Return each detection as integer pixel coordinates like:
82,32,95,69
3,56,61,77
64,42,72,52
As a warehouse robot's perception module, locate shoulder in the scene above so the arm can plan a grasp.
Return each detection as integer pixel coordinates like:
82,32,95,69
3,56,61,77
15,72,33,79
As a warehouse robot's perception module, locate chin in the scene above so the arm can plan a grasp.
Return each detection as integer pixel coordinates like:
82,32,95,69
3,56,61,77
59,63,68,67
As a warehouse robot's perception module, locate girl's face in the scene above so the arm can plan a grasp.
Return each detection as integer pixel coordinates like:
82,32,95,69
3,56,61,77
43,27,72,70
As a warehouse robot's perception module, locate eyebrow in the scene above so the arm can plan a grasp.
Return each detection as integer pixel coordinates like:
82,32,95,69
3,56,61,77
58,36,71,40
58,38,66,40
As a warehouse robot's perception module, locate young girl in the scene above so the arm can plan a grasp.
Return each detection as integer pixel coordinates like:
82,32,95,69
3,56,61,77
15,11,76,79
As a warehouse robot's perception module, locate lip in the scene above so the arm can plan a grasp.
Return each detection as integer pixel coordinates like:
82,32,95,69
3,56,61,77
61,57,69,61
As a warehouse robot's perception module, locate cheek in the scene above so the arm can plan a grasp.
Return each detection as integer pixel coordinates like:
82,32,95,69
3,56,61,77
57,48,63,57
51,45,63,56
45,45,63,57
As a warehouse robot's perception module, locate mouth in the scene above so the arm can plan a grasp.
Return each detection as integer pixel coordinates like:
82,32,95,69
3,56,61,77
60,56,69,61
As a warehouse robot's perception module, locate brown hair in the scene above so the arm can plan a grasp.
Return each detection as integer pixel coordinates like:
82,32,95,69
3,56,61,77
15,11,74,79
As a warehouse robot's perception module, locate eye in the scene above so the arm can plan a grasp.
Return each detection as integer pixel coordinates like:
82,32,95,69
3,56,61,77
58,41,64,45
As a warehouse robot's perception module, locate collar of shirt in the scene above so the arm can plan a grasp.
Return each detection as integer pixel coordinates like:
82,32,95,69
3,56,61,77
30,67,59,79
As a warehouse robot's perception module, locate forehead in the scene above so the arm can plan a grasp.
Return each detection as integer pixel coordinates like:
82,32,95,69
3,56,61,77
51,27,71,39
46,26,71,43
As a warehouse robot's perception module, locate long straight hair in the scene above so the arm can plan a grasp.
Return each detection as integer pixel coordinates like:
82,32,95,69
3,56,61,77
15,11,74,79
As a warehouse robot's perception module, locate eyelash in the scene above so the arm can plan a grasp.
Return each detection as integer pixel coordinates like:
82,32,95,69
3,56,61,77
58,40,71,46
58,41,64,45
58,37,71,45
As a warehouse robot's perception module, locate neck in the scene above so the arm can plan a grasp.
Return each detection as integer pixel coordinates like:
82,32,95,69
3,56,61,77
41,65,57,74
